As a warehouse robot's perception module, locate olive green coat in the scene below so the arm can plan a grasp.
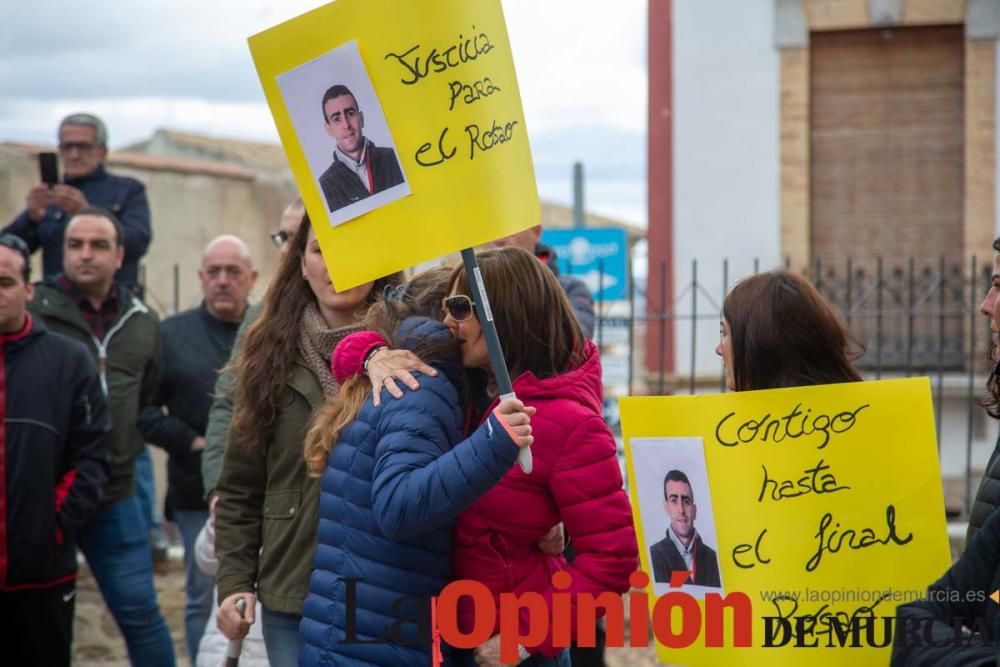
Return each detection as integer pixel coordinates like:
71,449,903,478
29,281,161,505
200,301,261,499
214,356,324,614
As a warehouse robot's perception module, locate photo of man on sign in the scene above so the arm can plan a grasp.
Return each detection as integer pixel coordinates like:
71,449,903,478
649,468,722,587
318,83,404,212
630,436,724,597
277,40,410,228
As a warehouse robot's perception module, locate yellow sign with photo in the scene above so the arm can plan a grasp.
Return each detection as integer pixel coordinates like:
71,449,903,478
248,0,540,289
620,378,951,666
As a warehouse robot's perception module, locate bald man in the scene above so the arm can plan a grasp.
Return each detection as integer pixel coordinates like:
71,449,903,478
202,199,304,499
138,235,257,663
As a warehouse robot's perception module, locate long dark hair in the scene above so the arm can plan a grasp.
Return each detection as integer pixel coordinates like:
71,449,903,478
723,270,862,391
230,214,401,451
304,266,459,475
983,238,1000,418
448,247,586,380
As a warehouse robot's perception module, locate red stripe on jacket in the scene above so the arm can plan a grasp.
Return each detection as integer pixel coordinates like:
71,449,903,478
53,470,78,545
0,314,34,586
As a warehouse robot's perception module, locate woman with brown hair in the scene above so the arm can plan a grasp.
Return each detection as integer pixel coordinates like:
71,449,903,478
347,247,638,666
716,270,862,392
889,237,1000,666
299,267,534,667
212,214,403,667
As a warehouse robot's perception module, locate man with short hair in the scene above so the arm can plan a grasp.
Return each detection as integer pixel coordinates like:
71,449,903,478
0,234,112,666
318,85,404,212
201,199,304,499
492,224,596,338
139,235,257,664
28,208,174,666
3,113,152,292
649,469,721,587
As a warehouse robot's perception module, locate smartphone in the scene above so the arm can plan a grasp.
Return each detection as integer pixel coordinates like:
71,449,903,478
38,152,59,186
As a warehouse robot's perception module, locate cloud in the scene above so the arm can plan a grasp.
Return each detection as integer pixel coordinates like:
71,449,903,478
0,0,648,226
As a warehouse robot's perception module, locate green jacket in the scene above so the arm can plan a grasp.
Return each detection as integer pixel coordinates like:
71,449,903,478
29,280,161,505
201,301,261,499
214,355,323,614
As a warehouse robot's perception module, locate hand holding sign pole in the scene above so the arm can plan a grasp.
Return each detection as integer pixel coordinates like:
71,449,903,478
462,248,532,474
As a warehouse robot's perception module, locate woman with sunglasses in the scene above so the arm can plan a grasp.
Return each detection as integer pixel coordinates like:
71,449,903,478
212,214,404,667
342,247,637,666
299,267,535,667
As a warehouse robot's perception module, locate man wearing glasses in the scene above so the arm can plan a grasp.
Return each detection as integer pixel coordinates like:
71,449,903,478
318,85,404,212
2,113,151,293
268,197,305,254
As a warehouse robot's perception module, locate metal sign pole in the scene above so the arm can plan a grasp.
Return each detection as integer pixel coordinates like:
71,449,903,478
460,248,532,474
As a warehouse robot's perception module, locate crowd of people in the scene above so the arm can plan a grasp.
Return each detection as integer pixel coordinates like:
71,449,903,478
3,112,1000,667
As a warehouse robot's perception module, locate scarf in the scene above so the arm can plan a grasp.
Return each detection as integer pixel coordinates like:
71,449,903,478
298,302,363,398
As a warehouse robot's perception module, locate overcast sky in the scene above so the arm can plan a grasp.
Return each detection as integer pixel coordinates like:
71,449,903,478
0,0,647,226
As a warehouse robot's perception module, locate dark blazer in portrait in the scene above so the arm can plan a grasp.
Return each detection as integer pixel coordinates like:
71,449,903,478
650,532,721,587
319,143,404,213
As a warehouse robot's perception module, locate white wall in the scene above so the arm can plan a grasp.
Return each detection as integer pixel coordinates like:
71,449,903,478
996,41,1000,240
671,0,782,380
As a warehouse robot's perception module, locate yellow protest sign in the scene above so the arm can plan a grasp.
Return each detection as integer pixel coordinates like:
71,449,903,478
620,378,951,666
248,0,540,289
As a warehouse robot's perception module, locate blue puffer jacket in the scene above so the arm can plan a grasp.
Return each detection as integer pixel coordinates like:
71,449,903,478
299,317,521,667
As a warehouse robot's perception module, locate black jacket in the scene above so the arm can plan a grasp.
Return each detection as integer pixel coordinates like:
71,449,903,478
1,315,111,589
138,303,241,512
967,432,1000,544
891,507,1000,666
3,165,151,289
649,531,721,587
318,143,404,212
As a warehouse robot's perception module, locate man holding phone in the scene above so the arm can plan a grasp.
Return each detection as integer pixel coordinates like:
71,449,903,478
2,113,151,293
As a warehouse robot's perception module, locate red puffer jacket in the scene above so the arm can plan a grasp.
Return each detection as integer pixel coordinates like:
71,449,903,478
452,341,638,657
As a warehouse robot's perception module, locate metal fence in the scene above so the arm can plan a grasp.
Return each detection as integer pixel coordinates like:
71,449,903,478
582,255,996,520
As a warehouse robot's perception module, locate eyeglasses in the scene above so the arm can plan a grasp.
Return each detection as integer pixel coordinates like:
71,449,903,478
58,142,98,153
270,230,289,248
443,295,477,322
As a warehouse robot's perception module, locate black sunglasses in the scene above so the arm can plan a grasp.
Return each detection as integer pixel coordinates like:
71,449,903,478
270,230,289,248
443,295,476,322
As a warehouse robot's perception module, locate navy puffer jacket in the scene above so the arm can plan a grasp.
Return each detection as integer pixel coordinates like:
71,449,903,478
299,317,521,667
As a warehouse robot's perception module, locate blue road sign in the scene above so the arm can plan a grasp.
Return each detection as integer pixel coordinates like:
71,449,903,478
540,227,628,301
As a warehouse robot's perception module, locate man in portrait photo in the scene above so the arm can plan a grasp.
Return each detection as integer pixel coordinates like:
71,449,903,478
649,469,721,587
318,84,404,212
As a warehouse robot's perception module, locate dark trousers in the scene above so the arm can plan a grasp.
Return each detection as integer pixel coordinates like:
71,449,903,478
564,544,606,667
0,579,76,667
569,620,607,667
